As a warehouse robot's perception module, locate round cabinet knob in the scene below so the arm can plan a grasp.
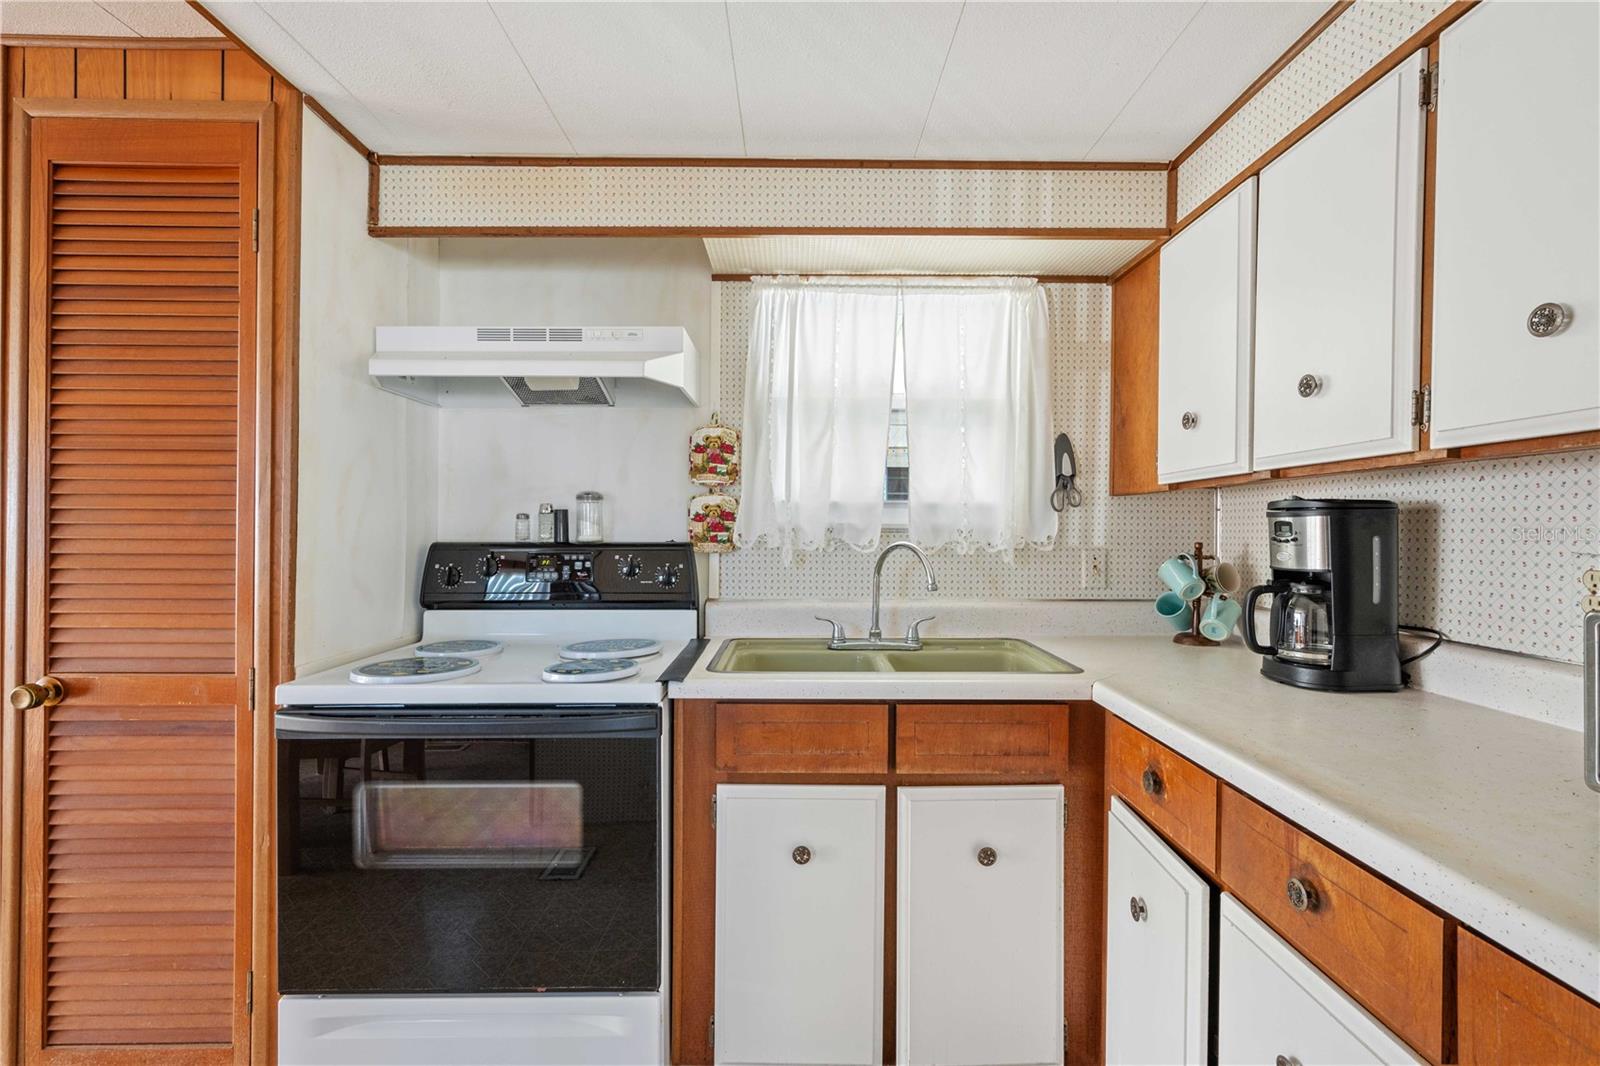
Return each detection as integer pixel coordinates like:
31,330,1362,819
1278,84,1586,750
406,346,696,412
976,846,998,867
1297,374,1323,398
1129,896,1148,922
1140,767,1164,797
791,845,811,865
1275,1056,1303,1066
9,676,64,711
1180,411,1198,431
1286,876,1319,913
1527,302,1571,338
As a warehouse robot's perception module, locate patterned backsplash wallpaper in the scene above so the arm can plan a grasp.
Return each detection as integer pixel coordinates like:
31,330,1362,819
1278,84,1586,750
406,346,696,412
1216,450,1600,664
713,281,1216,601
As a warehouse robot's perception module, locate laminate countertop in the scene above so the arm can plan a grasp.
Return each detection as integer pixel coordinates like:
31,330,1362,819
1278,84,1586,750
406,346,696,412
670,635,1600,1002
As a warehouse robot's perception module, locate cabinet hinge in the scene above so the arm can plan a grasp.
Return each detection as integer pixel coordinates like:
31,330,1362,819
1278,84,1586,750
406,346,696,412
246,970,254,1014
1410,388,1423,427
1420,383,1432,432
248,667,256,713
708,1014,715,1049
710,794,717,827
1418,62,1438,111
251,208,260,253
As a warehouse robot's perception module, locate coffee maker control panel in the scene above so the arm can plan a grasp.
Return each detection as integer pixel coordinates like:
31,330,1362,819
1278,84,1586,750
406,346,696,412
1269,514,1331,572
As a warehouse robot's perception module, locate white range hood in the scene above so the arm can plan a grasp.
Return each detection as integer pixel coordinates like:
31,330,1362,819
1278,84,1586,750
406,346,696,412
371,326,699,407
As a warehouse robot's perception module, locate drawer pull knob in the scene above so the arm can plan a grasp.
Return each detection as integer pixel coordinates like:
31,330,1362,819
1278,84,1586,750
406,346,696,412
1286,876,1319,912
1527,302,1570,337
1129,896,1147,922
1275,1056,1302,1066
977,846,998,867
1181,411,1198,430
1297,373,1323,398
791,845,811,865
1140,767,1163,797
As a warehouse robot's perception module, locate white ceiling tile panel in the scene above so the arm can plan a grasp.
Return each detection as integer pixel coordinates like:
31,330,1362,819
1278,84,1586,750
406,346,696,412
378,164,1167,229
726,1,962,157
97,0,222,37
918,1,1201,160
490,2,743,157
200,0,397,143
254,1,571,154
702,235,1151,277
0,1,136,36
1084,2,1328,160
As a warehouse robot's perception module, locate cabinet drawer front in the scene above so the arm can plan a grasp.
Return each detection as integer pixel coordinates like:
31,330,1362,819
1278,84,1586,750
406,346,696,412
898,786,1064,1066
714,785,885,1066
1106,798,1210,1066
714,703,888,773
1218,787,1446,1062
895,703,1068,775
1106,717,1219,873
1458,931,1600,1064
1218,894,1424,1065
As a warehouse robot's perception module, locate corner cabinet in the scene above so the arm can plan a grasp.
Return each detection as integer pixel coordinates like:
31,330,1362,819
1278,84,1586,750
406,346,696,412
714,785,886,1066
1105,798,1210,1066
1157,178,1256,483
898,787,1064,1066
1252,51,1427,470
1428,1,1600,448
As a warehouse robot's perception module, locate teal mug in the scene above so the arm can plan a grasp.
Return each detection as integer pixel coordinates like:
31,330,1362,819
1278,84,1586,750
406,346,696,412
1155,591,1193,631
1200,594,1242,641
1158,553,1205,601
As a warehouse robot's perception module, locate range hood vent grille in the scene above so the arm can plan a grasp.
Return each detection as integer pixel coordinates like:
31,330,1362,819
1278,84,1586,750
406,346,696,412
502,376,613,407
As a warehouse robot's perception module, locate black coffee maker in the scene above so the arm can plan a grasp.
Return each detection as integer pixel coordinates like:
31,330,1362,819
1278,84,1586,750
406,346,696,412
1241,498,1402,692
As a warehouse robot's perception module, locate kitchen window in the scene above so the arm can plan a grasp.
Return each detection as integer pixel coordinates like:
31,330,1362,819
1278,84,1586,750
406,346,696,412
739,276,1056,560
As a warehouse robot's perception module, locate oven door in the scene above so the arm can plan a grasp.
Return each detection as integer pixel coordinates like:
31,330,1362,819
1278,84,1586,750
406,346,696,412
275,707,661,997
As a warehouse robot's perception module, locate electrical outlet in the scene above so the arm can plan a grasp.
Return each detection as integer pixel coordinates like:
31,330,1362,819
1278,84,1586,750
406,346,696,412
1082,547,1107,589
1583,568,1600,594
1584,595,1600,614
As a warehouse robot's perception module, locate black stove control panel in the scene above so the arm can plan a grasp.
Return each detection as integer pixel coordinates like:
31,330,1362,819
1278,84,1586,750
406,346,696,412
420,542,697,609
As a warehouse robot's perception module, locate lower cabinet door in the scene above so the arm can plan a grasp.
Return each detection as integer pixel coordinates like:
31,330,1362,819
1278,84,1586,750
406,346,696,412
713,784,886,1066
897,785,1064,1066
1106,797,1211,1065
1218,894,1423,1065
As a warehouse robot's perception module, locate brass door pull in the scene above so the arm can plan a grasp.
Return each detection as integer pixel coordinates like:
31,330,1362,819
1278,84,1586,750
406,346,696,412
9,676,64,711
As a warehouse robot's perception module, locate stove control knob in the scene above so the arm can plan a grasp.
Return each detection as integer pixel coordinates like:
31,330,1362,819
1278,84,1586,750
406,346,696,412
478,554,498,578
616,554,642,578
655,566,680,589
441,563,463,588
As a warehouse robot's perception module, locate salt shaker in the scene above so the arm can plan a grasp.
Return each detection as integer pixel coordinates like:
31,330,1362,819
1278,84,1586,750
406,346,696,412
514,512,531,542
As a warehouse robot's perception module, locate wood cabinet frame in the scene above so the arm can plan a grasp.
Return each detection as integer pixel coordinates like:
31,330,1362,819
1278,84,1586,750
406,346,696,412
672,699,1104,1066
0,45,302,1064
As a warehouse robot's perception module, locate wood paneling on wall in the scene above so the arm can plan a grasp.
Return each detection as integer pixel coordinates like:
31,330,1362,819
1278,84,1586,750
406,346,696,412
1,40,301,1066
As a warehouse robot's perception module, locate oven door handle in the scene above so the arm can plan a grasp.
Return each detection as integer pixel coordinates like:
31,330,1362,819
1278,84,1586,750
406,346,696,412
274,710,660,740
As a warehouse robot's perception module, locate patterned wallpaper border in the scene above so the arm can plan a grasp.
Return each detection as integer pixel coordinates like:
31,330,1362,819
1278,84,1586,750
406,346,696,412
376,164,1167,231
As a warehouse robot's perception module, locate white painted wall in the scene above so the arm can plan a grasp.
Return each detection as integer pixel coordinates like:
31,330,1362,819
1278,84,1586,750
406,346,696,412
431,238,715,541
294,111,439,674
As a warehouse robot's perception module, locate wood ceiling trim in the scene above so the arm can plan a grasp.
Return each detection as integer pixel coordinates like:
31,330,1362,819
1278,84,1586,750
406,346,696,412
0,35,232,50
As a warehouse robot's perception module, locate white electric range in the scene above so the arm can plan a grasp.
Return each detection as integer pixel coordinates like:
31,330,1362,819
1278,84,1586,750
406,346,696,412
274,542,700,1066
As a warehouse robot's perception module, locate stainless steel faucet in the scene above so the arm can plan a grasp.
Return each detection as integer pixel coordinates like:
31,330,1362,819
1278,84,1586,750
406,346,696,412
817,540,940,651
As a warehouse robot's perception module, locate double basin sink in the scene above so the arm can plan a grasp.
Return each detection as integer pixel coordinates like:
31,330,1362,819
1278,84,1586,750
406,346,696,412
708,637,1080,675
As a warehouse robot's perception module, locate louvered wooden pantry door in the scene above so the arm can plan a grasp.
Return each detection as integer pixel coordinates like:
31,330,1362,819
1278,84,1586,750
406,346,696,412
20,116,259,1064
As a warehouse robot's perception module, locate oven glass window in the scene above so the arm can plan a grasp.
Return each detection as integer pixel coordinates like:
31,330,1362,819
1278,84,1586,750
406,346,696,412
277,731,659,995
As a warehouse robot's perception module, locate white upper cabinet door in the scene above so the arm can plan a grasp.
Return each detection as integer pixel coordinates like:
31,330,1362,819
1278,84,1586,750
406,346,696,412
1252,51,1427,469
897,786,1063,1066
1158,177,1257,483
1105,798,1211,1066
1429,1,1600,447
1217,895,1424,1066
714,784,885,1066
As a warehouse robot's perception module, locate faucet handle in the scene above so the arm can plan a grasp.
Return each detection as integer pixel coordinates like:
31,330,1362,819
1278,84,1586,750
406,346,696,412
815,617,848,647
906,616,936,644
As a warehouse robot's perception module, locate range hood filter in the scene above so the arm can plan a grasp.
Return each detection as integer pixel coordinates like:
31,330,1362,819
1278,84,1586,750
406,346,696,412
503,376,614,406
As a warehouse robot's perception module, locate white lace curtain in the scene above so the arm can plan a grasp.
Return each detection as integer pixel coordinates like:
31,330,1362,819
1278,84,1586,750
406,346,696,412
738,276,1056,560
